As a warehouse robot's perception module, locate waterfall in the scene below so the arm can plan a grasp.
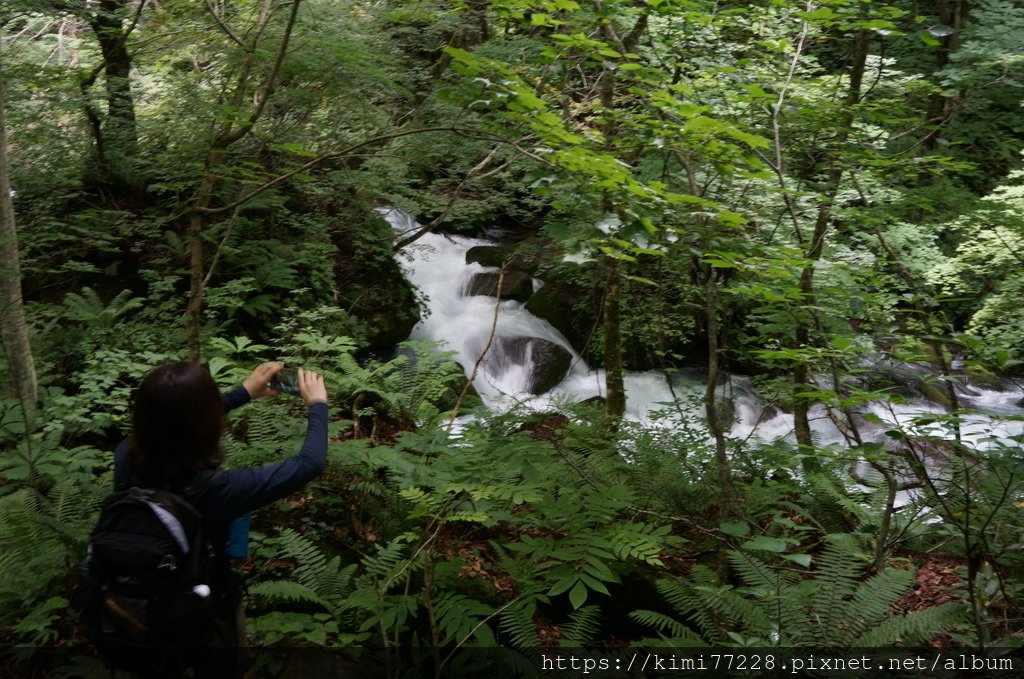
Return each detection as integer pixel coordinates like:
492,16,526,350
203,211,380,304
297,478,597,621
387,209,1024,450
387,209,589,399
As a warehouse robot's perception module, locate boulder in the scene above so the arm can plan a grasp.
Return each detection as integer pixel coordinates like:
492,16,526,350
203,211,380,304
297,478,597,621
464,271,534,302
484,336,572,394
964,366,1002,389
917,381,952,409
523,284,588,353
363,303,420,355
466,242,543,275
434,362,482,412
328,200,421,356
466,244,515,269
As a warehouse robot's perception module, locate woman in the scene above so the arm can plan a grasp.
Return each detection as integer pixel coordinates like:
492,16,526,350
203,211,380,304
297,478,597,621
113,361,328,676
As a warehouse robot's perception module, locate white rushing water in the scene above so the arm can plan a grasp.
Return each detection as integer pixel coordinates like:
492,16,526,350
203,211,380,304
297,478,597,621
387,209,1024,451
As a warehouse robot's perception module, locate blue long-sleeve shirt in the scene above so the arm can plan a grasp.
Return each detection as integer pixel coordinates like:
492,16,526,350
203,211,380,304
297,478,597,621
113,386,328,557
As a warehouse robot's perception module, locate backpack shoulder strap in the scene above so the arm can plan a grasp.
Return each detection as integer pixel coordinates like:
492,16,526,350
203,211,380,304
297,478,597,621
182,469,227,503
115,451,135,492
116,449,225,498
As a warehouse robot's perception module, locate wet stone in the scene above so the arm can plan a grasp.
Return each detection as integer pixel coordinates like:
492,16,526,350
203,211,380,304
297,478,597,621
464,271,534,302
483,336,572,394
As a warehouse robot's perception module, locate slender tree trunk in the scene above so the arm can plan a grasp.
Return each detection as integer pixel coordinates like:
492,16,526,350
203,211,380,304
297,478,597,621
921,0,966,153
0,81,38,414
184,0,301,360
186,148,224,362
602,255,626,427
592,11,643,430
87,0,140,193
791,14,870,469
872,461,898,572
703,264,732,581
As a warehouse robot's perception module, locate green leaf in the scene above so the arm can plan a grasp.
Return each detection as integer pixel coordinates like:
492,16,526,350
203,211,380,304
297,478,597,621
720,521,751,537
782,554,812,568
800,7,835,20
741,536,789,553
568,580,588,609
830,335,853,350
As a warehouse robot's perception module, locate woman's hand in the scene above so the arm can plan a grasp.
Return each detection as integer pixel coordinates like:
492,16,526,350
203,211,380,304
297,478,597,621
298,368,328,407
243,362,284,399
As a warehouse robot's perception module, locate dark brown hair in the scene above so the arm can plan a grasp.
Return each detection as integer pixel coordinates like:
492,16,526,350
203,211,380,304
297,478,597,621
126,362,227,488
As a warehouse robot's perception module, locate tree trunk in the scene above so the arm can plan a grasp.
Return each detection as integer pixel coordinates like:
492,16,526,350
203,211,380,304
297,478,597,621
185,147,224,362
921,0,967,153
0,81,38,415
591,11,649,430
87,0,140,193
602,255,626,428
703,264,732,582
184,0,301,360
791,14,870,469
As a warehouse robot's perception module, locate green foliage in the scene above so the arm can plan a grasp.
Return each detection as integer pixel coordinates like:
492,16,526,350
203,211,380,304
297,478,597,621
4,0,1024,666
248,528,361,646
633,535,967,647
926,167,1024,355
0,481,102,641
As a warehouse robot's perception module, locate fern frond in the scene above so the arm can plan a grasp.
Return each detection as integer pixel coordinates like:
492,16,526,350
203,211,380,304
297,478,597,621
814,534,869,636
499,600,540,649
854,603,967,646
276,528,327,584
62,287,143,326
727,549,797,591
315,558,357,602
559,604,601,645
839,566,916,642
434,592,494,645
337,585,383,616
362,541,411,583
656,577,722,643
248,580,333,612
628,609,704,642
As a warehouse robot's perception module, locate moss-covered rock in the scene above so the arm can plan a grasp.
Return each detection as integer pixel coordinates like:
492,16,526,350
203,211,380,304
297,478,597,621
964,365,1002,389
434,362,482,412
328,199,420,355
465,271,534,302
917,381,953,408
523,283,589,354
466,244,515,269
465,241,543,275
483,336,572,394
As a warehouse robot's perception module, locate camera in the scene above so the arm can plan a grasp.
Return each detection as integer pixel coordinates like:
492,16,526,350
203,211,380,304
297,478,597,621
269,369,300,395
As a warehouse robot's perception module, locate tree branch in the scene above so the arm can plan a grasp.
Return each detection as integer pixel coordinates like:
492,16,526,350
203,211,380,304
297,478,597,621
392,145,505,249
193,127,545,217
218,0,301,146
446,263,506,431
205,0,247,49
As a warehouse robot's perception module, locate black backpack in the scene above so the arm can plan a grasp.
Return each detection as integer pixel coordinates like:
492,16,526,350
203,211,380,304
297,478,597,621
79,470,229,676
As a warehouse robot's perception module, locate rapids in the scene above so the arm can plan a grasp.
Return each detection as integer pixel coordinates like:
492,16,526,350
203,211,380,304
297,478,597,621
387,209,1024,452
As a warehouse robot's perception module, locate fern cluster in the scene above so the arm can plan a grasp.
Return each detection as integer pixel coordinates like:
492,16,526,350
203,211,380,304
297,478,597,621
0,481,102,644
632,534,966,647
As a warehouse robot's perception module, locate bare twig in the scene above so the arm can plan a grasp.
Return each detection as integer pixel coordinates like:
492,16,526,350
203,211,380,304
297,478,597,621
205,0,247,49
446,264,507,431
194,128,544,219
393,146,509,249
200,203,244,290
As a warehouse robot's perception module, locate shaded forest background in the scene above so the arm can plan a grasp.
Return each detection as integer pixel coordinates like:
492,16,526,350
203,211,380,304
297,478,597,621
1,0,1023,675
